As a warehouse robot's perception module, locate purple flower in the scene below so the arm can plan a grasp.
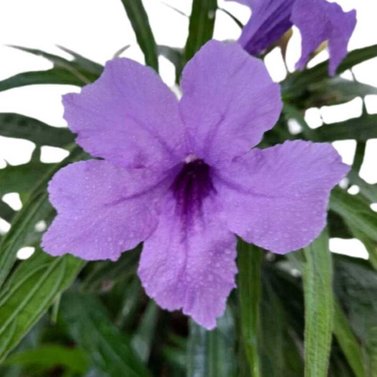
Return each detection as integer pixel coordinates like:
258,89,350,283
42,41,348,329
229,0,356,75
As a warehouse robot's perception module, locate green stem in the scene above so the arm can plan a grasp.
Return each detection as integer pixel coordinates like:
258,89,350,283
237,240,263,377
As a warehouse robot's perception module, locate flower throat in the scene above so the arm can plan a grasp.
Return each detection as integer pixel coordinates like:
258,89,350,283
171,158,215,220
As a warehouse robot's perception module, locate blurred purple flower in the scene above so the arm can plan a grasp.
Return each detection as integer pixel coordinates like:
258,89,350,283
42,41,348,329
229,0,356,75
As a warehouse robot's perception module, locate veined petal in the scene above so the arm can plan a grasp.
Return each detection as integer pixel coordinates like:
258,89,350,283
42,160,169,261
292,0,356,75
138,195,237,329
63,58,186,170
237,0,295,55
179,40,282,165
215,141,349,254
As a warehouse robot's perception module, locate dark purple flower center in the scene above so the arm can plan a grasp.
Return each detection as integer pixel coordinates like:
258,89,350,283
171,158,215,221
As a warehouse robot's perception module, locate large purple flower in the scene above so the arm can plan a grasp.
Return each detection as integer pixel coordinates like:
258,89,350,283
42,41,348,329
229,0,356,75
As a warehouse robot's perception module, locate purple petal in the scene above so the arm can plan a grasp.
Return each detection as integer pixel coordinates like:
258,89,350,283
215,141,349,254
138,195,237,329
63,58,186,170
292,0,356,75
238,0,295,55
179,40,282,165
42,160,168,261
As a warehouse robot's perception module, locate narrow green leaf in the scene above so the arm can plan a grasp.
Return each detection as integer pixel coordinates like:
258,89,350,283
0,162,51,197
0,201,16,223
57,45,103,75
0,251,84,360
0,113,74,147
131,302,159,362
60,292,150,377
10,45,101,82
284,44,377,91
184,0,217,64
303,229,333,377
0,147,85,288
120,0,159,71
0,68,84,92
237,240,263,377
333,301,366,377
158,45,184,82
3,344,89,374
187,309,236,377
285,77,377,107
330,188,377,243
310,114,377,142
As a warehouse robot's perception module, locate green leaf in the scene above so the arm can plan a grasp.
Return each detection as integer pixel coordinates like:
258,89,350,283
330,188,377,243
0,113,74,147
0,147,85,288
283,44,377,92
0,201,16,223
333,301,366,377
0,251,84,361
131,302,159,362
303,230,333,377
158,45,184,82
120,0,159,71
237,240,263,377
284,77,377,107
57,45,103,75
0,46,102,92
0,68,85,92
309,114,377,142
0,161,51,197
3,344,89,374
334,255,377,375
184,0,217,64
187,309,236,377
60,292,150,377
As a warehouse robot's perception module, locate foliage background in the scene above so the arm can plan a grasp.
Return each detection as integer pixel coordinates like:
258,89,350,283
0,0,377,376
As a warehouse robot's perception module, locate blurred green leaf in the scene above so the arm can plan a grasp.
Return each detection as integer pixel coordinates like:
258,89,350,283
184,0,217,64
309,114,377,142
283,44,377,92
0,161,51,197
285,77,377,107
330,188,377,243
0,46,102,92
334,256,377,375
0,251,84,361
56,45,103,75
0,113,74,147
237,241,263,377
0,201,16,223
60,292,150,377
4,344,89,374
0,69,84,92
187,309,236,377
131,302,159,362
303,230,333,377
333,301,366,377
158,45,184,82
0,147,85,288
120,0,159,71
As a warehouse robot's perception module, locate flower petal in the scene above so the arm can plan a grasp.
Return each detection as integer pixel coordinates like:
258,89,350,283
63,58,186,169
42,160,167,261
179,40,282,165
215,141,349,253
292,0,356,75
237,0,295,55
138,195,237,329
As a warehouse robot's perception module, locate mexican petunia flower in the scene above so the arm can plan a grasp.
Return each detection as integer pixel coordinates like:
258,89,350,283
42,41,348,329
228,0,356,75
